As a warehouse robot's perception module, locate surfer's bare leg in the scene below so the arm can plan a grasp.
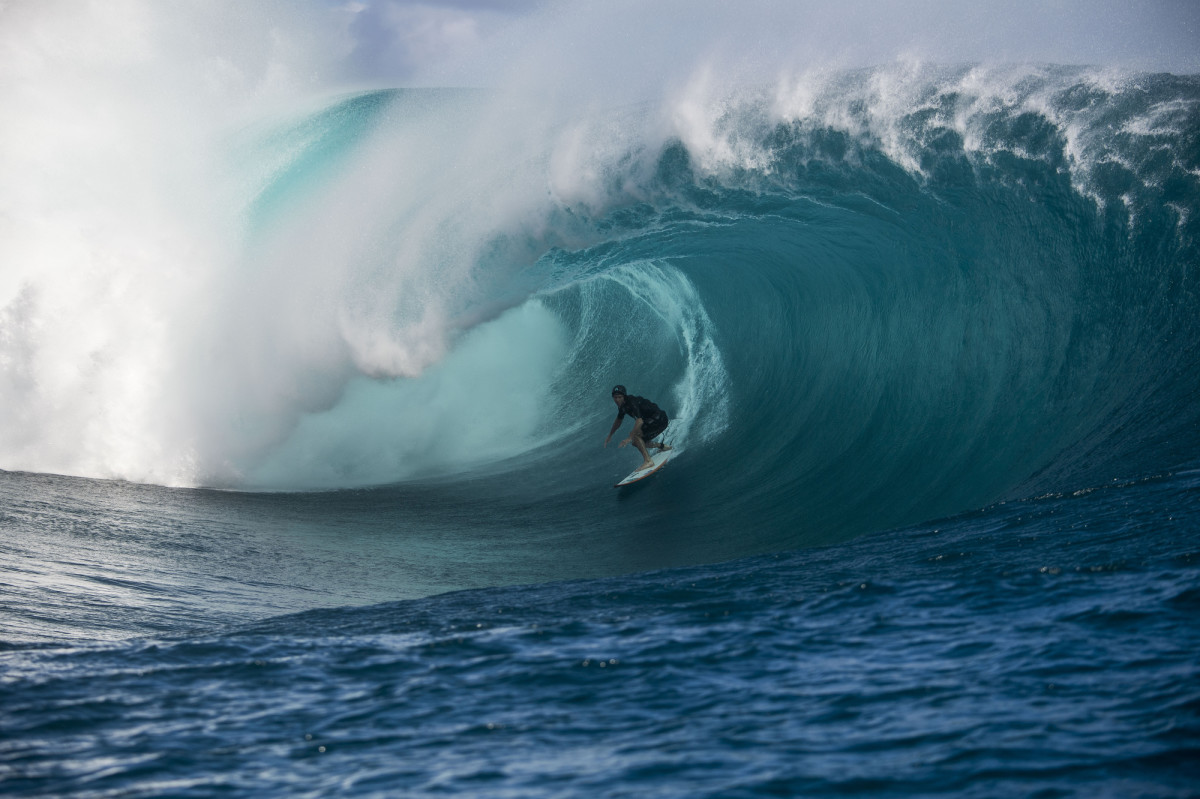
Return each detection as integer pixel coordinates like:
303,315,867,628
631,435,655,470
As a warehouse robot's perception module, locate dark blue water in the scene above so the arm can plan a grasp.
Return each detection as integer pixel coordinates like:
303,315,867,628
3,468,1198,796
2,64,1199,796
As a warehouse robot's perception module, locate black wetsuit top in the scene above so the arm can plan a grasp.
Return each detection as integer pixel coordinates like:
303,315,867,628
615,395,662,423
616,396,669,442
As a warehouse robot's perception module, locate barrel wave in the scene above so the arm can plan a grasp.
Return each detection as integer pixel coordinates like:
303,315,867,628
3,6,1200,795
2,62,1198,575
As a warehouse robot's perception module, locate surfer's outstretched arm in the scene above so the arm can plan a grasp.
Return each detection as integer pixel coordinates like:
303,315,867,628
603,416,622,447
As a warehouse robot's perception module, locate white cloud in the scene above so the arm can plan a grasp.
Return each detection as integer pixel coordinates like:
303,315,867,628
339,0,536,83
333,0,1200,89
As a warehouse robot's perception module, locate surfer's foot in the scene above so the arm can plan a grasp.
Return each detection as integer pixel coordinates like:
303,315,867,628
637,460,656,472
660,444,672,452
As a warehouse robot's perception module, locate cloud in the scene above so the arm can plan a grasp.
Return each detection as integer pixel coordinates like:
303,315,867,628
339,0,537,83
332,0,1200,89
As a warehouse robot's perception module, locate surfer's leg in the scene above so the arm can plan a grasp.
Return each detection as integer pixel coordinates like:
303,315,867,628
648,422,667,448
642,414,669,451
631,434,655,469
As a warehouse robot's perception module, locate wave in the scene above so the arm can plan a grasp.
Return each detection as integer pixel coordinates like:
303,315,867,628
2,11,1198,555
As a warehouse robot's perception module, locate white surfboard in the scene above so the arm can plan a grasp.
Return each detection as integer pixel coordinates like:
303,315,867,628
614,448,676,487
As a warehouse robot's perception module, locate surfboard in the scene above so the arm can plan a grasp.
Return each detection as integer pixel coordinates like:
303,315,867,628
614,448,675,487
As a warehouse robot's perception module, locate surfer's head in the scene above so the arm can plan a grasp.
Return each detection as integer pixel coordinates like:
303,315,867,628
611,385,626,406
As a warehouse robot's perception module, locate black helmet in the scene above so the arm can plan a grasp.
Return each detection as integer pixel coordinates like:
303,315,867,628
611,385,626,396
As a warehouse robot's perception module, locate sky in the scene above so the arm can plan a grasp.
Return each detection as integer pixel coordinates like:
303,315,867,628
330,0,1200,87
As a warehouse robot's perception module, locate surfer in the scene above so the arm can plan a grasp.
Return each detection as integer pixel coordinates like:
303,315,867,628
604,385,671,472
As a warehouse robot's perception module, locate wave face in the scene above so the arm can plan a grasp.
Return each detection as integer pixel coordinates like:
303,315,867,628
2,36,1199,561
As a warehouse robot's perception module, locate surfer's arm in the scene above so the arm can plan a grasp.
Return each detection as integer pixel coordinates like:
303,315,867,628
604,416,623,447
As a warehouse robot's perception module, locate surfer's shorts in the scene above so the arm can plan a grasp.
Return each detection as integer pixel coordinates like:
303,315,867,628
639,411,669,442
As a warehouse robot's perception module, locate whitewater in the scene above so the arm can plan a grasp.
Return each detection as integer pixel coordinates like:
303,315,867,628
1,2,1198,796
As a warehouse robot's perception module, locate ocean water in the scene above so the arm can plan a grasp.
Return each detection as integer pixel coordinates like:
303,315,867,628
3,469,1199,796
2,7,1200,795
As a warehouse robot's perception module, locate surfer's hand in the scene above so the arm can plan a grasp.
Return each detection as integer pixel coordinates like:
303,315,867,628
619,437,631,448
